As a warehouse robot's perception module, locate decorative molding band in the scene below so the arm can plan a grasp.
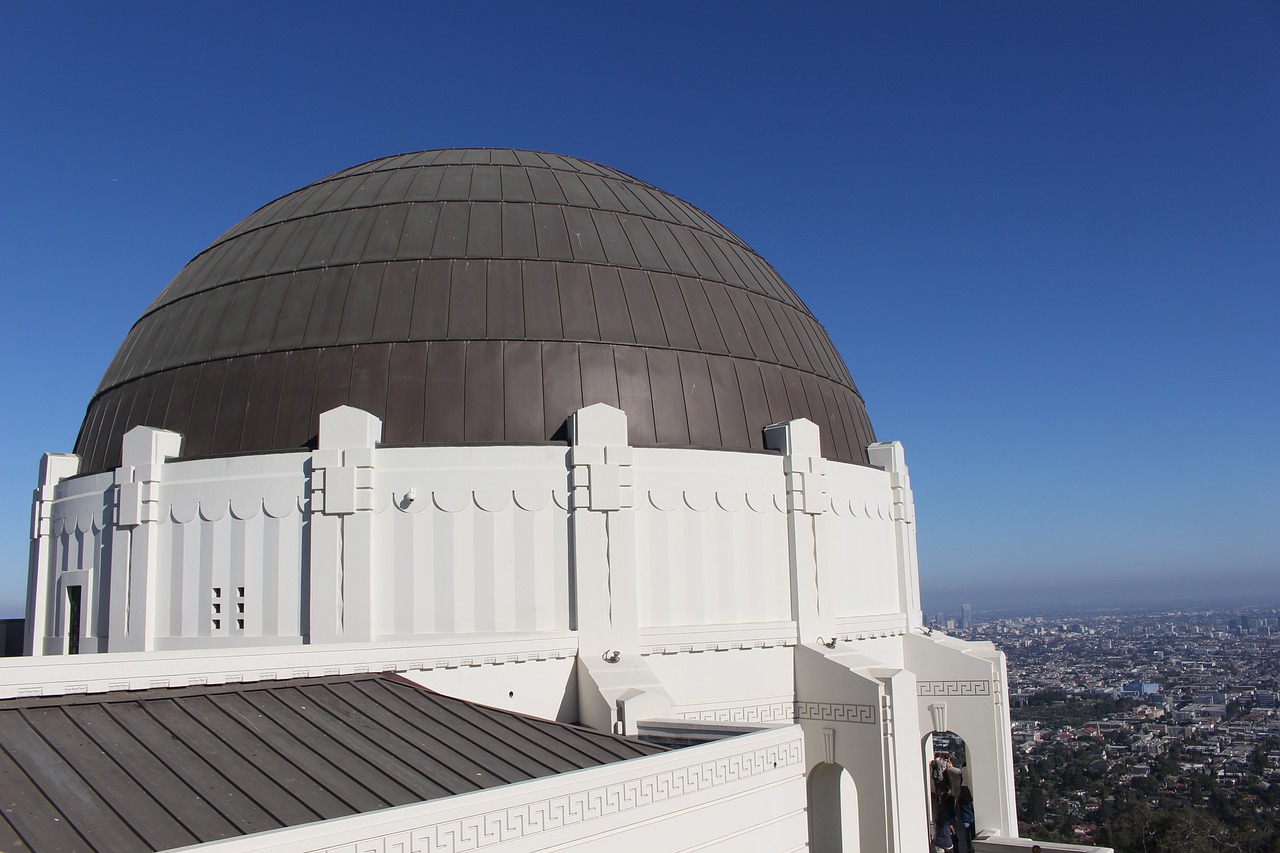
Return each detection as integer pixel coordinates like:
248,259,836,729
679,699,877,726
678,701,798,725
917,680,992,697
795,701,878,725
0,637,578,700
641,621,797,655
308,737,805,853
832,613,908,640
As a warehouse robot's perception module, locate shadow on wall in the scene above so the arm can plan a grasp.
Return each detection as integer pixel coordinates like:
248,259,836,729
0,619,24,656
808,762,859,853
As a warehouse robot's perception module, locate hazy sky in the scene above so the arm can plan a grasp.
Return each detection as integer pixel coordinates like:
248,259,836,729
1,2,1277,617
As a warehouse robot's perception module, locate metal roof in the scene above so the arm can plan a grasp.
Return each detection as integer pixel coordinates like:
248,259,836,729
75,148,876,474
0,672,663,852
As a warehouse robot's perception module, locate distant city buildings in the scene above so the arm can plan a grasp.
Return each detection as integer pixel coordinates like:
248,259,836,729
948,604,1280,845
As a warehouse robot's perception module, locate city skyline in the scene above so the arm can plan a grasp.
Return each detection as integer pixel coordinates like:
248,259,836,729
2,3,1277,616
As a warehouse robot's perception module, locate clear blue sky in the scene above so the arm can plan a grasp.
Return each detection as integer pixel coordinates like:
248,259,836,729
2,2,1276,616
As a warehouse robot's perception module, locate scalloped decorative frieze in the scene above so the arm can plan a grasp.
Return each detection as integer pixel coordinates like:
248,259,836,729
646,489,784,513
168,497,197,523
229,496,260,520
53,509,107,536
552,489,571,510
513,489,550,512
368,487,393,513
432,491,470,513
393,489,562,513
198,500,228,522
825,496,900,520
473,490,510,513
163,493,305,522
714,491,743,512
648,489,680,512
683,490,712,512
394,490,428,513
264,493,304,518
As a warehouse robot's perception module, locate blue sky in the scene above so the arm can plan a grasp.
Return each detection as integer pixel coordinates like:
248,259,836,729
1,2,1276,616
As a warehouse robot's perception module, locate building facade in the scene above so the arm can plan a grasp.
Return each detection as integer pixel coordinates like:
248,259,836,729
11,149,1049,852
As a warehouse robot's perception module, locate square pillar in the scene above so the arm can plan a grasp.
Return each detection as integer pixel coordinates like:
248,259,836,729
109,426,183,652
25,453,80,655
308,406,381,644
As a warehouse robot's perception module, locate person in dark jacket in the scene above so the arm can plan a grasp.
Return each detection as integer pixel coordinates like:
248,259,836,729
934,790,957,851
955,786,976,852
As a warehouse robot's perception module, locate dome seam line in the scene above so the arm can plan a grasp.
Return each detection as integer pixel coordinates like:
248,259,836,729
85,342,868,412
133,250,808,332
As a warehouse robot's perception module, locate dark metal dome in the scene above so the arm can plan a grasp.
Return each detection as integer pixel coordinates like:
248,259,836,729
76,149,875,474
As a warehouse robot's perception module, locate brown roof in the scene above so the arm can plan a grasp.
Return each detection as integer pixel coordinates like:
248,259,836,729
0,672,663,852
75,148,875,474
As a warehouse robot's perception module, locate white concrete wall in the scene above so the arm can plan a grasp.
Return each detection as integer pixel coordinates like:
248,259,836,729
370,446,572,637
152,454,309,648
40,470,115,653
820,460,902,619
31,417,913,658
631,448,792,628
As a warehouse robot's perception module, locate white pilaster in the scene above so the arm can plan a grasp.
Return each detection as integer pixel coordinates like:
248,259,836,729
568,404,673,734
764,419,833,646
309,406,382,644
109,426,183,652
869,441,923,629
25,453,81,655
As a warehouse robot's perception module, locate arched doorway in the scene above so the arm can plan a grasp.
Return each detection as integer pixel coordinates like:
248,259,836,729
808,762,860,852
924,731,975,852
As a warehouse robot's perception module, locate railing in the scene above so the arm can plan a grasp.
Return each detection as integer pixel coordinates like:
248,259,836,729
974,835,1114,853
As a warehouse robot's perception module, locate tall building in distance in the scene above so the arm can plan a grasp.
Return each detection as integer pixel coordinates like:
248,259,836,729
962,603,974,629
2,150,1064,852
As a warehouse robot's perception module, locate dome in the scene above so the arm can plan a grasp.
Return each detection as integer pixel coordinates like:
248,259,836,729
75,149,875,474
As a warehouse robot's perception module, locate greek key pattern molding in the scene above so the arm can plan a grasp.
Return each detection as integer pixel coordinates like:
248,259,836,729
678,700,877,726
678,701,798,724
917,680,992,697
304,739,804,853
795,700,878,724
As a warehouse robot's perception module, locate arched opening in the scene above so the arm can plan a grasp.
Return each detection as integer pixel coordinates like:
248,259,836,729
808,762,860,853
924,731,975,852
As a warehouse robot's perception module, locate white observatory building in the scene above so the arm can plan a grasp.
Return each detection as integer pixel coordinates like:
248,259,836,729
4,149,1066,852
